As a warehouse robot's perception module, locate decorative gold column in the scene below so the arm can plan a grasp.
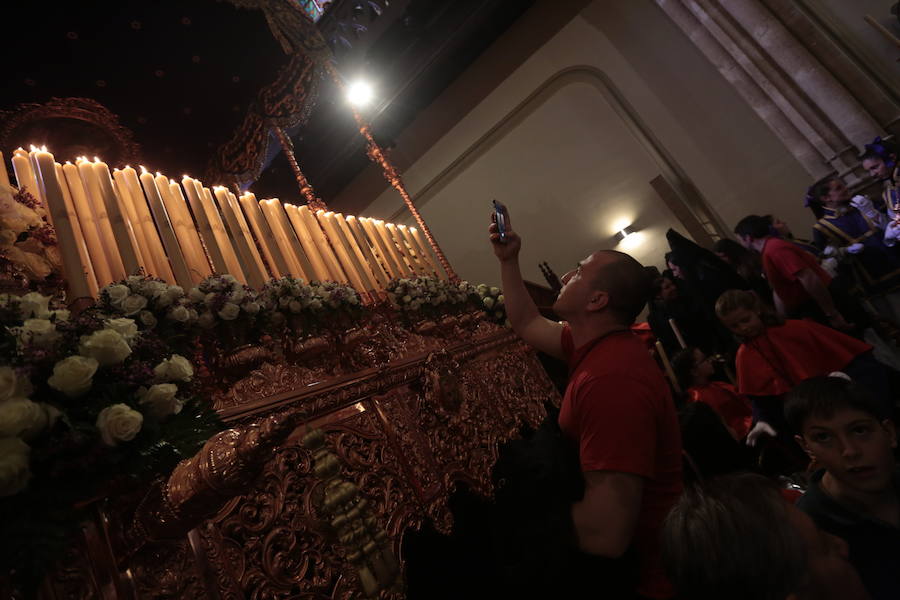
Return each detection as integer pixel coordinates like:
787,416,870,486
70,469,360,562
272,125,327,211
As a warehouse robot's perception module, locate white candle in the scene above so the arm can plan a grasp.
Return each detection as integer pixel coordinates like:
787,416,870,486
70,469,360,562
121,166,174,282
170,180,212,279
297,205,346,282
385,222,418,275
358,217,400,279
0,151,11,189
344,215,389,288
261,200,311,280
55,163,99,297
12,150,41,202
318,211,368,293
410,226,445,279
94,160,142,276
33,150,93,300
200,186,245,281
334,213,382,291
62,162,113,288
77,158,125,280
213,187,266,288
158,174,208,283
239,192,289,278
112,169,153,276
139,167,193,289
181,177,229,275
397,224,434,276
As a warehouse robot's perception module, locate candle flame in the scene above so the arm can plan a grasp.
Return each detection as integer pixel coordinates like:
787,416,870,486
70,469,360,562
156,172,163,178
410,227,417,233
139,165,149,175
29,145,38,152
41,146,48,152
93,156,101,162
182,174,190,180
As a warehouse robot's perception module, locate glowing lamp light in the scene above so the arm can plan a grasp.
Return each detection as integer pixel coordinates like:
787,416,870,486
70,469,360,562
614,226,635,243
346,80,374,106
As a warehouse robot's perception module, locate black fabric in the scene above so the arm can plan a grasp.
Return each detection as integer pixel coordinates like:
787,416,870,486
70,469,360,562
797,469,900,600
404,411,640,599
678,402,754,480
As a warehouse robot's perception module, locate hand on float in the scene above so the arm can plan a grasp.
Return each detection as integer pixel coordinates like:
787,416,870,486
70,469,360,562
850,194,878,219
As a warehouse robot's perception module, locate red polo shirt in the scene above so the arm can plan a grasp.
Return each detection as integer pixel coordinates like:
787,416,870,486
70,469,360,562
761,237,831,312
558,326,683,599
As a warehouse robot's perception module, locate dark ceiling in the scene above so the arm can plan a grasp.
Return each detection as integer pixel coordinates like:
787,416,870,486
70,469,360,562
3,0,534,211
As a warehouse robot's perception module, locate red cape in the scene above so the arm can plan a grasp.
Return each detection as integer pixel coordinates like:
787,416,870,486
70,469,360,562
736,320,872,396
688,381,753,439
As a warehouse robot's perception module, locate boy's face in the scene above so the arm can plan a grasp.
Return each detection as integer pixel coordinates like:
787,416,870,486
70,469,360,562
798,407,897,494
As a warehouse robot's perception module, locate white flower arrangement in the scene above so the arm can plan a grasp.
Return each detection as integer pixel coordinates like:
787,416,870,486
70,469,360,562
475,283,508,325
188,274,261,329
386,276,475,314
99,275,198,329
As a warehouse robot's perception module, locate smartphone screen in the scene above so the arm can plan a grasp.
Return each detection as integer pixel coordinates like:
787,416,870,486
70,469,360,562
493,199,507,243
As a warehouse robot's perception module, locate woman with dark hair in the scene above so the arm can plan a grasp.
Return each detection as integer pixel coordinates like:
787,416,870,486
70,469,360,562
712,238,770,302
860,137,899,226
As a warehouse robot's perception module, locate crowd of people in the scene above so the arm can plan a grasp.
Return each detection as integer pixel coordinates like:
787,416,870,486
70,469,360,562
475,137,899,600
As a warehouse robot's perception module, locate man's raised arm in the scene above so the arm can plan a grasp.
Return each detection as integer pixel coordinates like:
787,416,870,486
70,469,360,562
489,210,565,360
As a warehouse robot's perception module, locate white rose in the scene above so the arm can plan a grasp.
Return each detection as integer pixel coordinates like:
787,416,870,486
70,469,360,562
105,318,138,343
137,384,183,418
489,286,501,296
167,305,190,322
222,274,237,284
288,300,302,314
96,403,143,446
497,294,504,304
204,292,217,306
18,318,58,348
139,310,157,328
244,301,260,314
308,299,323,310
18,292,51,319
104,284,130,309
188,287,205,303
144,280,168,298
48,356,99,397
483,297,495,309
0,437,30,497
278,296,291,308
79,329,132,366
0,398,56,440
218,302,240,321
122,294,148,316
229,288,246,304
153,354,193,382
198,311,216,329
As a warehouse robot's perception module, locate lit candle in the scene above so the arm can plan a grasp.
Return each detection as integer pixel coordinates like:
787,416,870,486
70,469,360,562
344,216,389,287
33,150,93,300
410,226,445,279
239,192,289,278
397,224,434,276
55,163,99,297
12,149,41,201
121,166,174,282
281,202,327,281
112,169,154,276
139,167,193,289
94,159,142,276
76,158,125,280
334,213,382,290
296,205,347,283
212,187,265,288
0,151,11,190
228,190,269,284
25,147,48,208
200,186,245,281
358,217,400,279
318,211,368,293
160,175,209,283
372,218,411,277
181,177,228,275
62,162,113,288
385,222,418,275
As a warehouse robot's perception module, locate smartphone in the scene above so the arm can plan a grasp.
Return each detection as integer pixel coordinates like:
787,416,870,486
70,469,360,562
493,199,508,243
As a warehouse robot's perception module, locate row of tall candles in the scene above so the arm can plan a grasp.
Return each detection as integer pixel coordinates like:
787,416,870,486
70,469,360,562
0,147,446,300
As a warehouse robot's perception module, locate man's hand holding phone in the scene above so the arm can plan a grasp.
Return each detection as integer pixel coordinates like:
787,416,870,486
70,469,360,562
489,201,521,263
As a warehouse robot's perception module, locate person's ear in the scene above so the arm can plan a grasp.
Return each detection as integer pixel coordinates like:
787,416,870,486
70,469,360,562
881,419,897,449
796,434,816,460
587,291,609,313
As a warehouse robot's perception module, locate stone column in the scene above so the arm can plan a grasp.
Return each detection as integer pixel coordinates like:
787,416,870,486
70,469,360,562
654,0,830,178
655,0,889,181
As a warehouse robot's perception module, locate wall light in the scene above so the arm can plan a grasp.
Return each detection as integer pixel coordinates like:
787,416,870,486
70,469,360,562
615,226,635,243
346,80,374,106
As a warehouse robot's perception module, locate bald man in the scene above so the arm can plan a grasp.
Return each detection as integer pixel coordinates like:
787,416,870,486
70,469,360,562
489,211,683,600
